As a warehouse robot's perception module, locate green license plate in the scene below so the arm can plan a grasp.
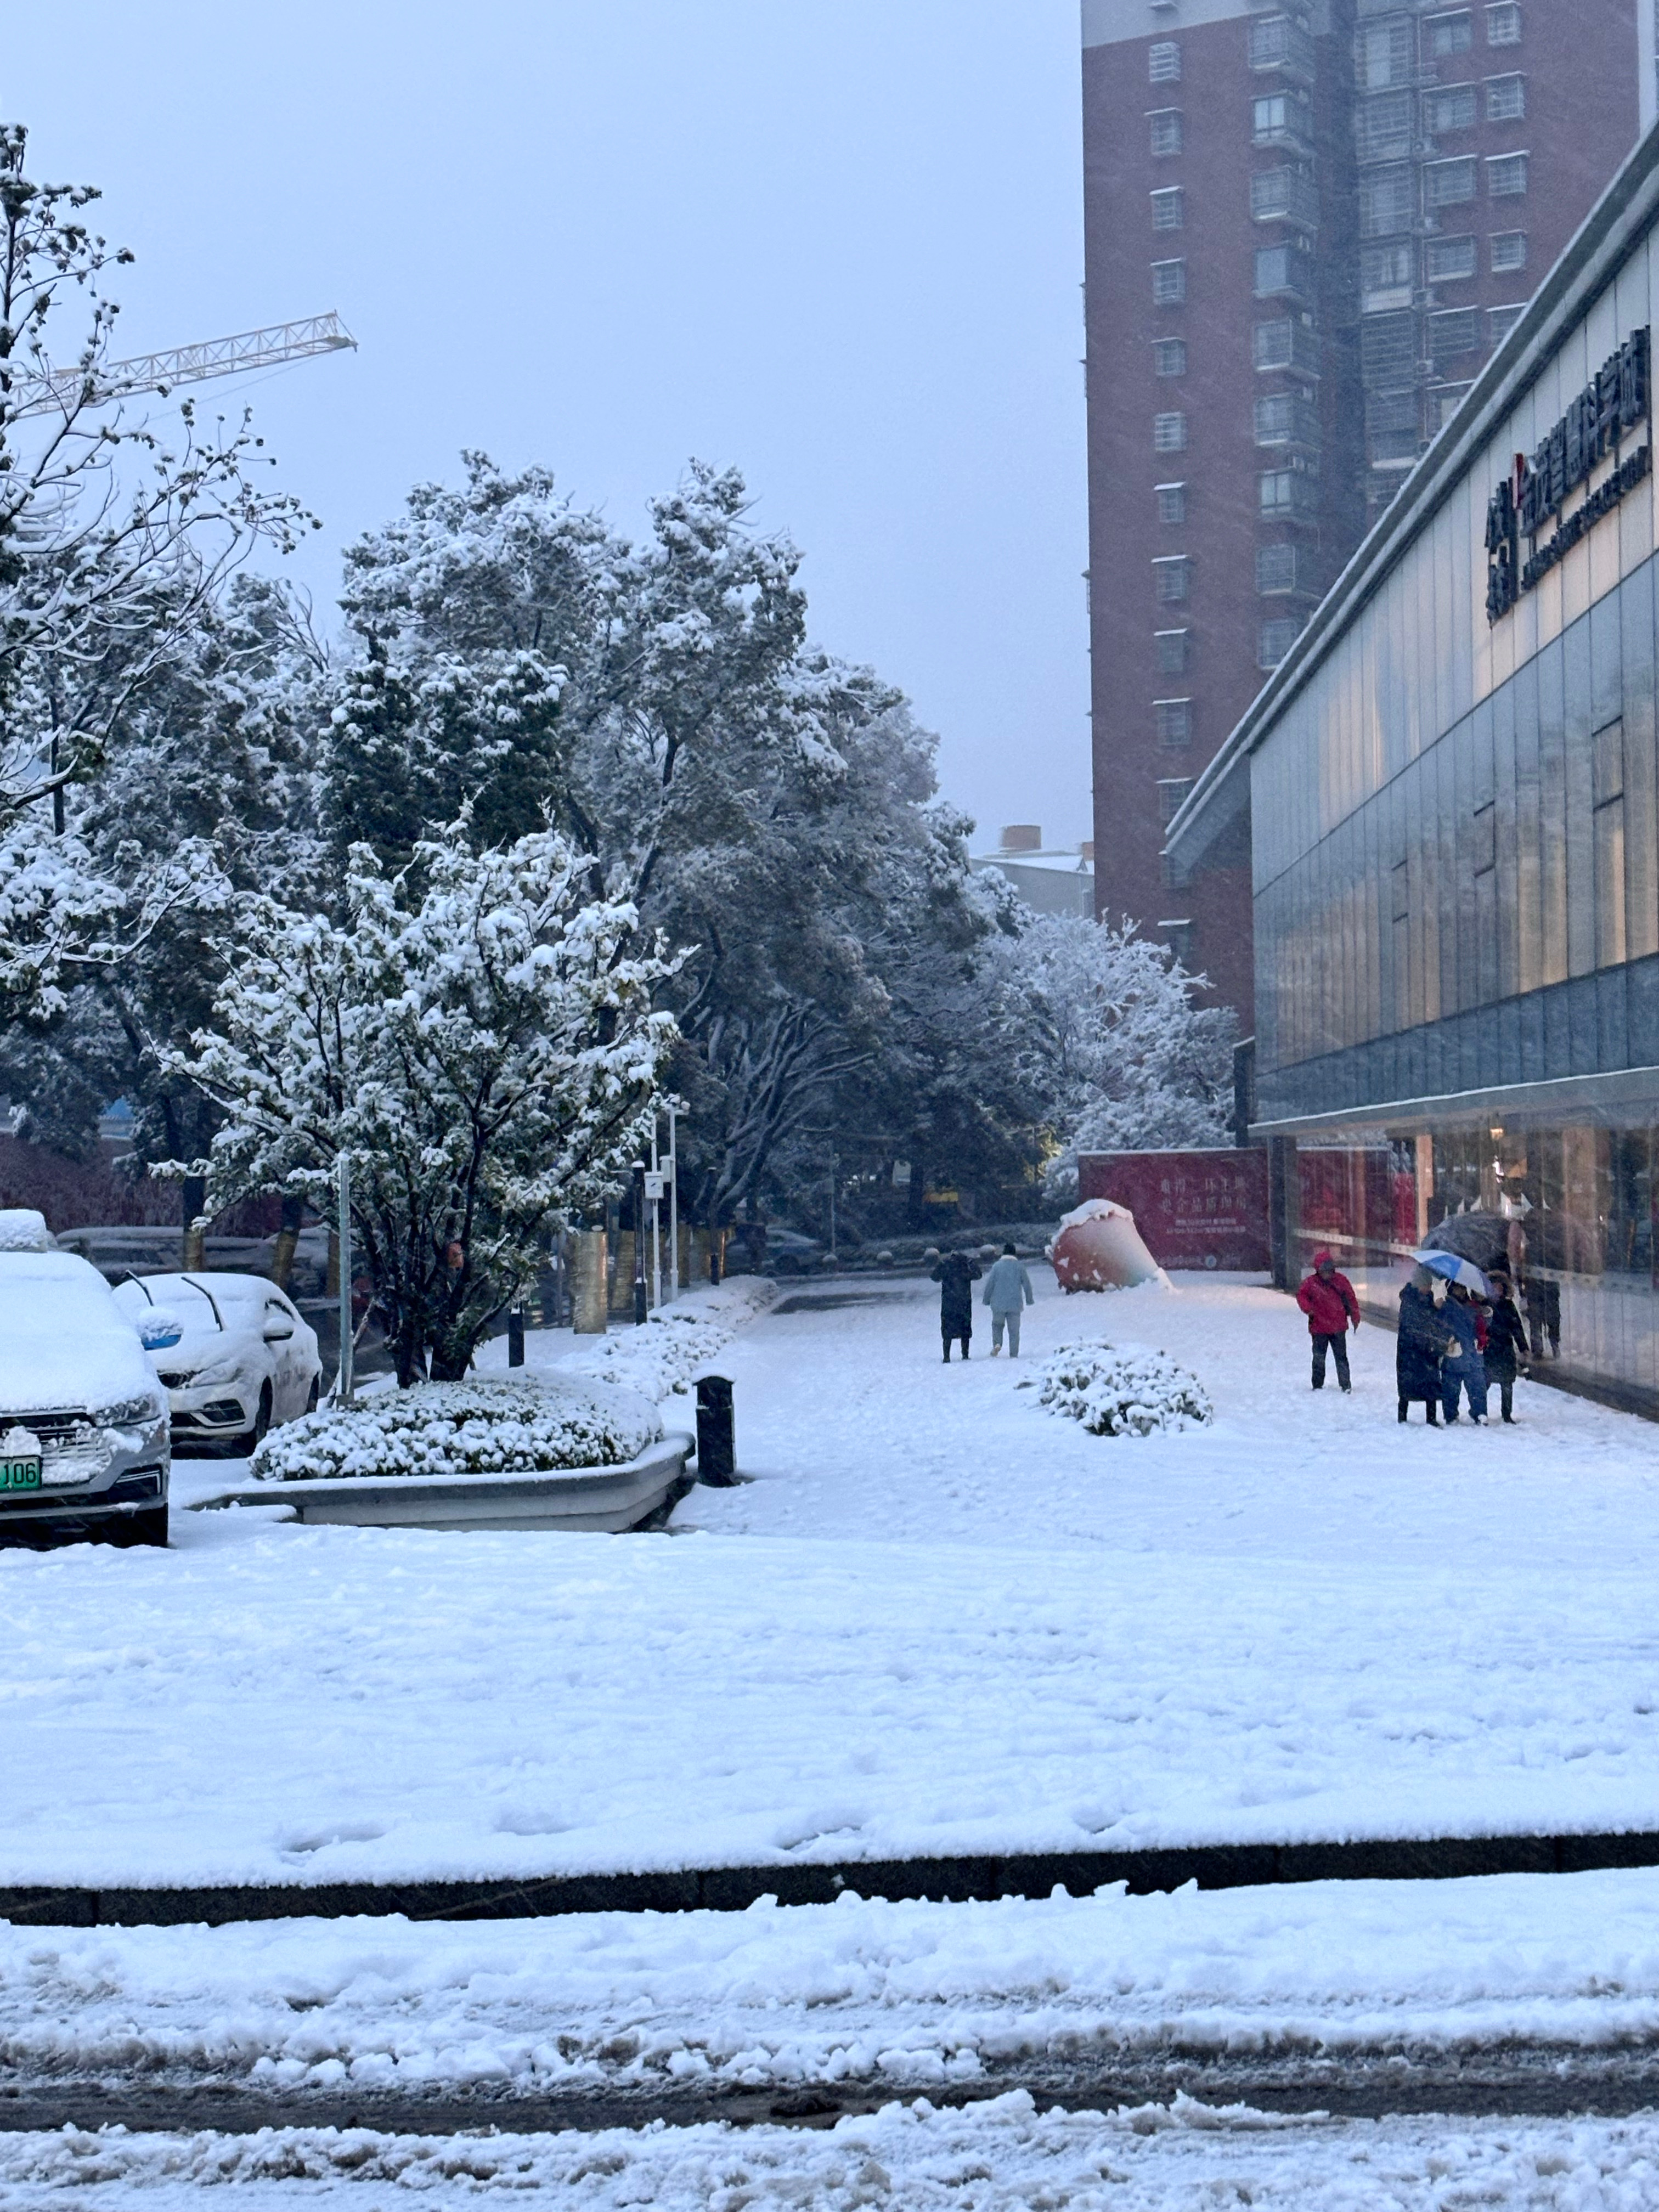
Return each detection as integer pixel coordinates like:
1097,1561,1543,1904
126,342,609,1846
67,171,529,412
1,1457,42,1491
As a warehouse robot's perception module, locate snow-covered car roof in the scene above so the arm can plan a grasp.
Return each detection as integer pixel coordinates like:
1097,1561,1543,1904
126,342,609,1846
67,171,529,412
0,1251,159,1414
113,1272,298,1340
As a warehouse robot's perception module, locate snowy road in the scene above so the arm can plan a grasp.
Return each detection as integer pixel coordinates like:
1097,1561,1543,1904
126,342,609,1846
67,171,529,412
8,1270,1659,1888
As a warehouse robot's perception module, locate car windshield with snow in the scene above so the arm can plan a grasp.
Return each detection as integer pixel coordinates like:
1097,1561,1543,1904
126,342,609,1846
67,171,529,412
0,1214,170,1548
112,1273,323,1454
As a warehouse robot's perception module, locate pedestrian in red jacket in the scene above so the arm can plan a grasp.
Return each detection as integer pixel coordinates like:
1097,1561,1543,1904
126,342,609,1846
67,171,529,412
1296,1248,1361,1393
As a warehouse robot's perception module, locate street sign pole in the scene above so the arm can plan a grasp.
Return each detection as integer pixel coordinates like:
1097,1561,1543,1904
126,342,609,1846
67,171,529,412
651,1124,662,1311
667,1104,679,1300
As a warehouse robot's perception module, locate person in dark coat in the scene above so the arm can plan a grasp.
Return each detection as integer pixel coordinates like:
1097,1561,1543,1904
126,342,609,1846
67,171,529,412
1483,1266,1531,1423
1440,1282,1487,1423
930,1249,983,1361
1396,1263,1443,1424
1295,1248,1360,1392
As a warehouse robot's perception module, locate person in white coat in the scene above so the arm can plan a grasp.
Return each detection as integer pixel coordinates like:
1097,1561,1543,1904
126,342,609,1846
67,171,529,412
982,1243,1035,1357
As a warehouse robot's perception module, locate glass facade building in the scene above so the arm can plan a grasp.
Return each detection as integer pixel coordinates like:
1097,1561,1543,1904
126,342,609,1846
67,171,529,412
1168,121,1659,1415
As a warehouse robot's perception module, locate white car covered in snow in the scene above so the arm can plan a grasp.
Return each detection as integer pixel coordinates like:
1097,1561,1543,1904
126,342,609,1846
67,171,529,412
113,1272,323,1454
0,1212,171,1547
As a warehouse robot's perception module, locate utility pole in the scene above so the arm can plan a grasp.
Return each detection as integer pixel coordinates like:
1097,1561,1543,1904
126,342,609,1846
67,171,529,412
667,1103,680,1302
631,1162,649,1325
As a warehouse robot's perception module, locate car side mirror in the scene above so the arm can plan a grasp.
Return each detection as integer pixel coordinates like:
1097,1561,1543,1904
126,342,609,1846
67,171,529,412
263,1325,295,1343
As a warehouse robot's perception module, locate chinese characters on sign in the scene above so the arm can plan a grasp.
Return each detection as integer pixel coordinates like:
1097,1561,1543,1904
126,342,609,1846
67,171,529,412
1486,327,1651,623
1077,1150,1271,1272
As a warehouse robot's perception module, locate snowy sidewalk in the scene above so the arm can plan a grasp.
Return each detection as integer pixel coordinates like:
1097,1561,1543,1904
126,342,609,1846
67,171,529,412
7,1270,1659,1888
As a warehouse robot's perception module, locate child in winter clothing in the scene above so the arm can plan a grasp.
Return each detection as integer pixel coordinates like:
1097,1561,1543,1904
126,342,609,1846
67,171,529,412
1440,1283,1487,1422
1482,1267,1531,1423
1296,1249,1360,1392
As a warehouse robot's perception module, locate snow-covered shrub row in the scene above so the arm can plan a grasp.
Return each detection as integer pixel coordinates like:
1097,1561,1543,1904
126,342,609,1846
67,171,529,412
559,1278,778,1404
250,1376,660,1485
1028,1340,1212,1437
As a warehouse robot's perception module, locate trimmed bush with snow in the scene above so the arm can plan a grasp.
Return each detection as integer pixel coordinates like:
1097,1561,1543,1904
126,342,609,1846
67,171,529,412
1028,1339,1212,1437
250,1376,661,1485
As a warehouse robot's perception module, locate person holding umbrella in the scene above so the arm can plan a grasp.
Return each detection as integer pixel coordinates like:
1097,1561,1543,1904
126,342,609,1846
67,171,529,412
1396,1263,1444,1424
1414,1248,1491,1423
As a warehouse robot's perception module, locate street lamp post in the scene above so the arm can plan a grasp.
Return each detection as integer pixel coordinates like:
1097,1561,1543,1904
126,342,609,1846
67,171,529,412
336,1154,354,1407
667,1104,679,1300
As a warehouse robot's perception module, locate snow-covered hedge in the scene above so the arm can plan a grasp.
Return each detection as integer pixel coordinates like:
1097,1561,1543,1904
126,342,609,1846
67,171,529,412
555,1278,778,1403
1028,1340,1212,1437
250,1376,661,1485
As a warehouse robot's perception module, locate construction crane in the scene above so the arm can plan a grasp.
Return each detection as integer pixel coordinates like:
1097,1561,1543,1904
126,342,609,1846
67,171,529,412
9,310,357,420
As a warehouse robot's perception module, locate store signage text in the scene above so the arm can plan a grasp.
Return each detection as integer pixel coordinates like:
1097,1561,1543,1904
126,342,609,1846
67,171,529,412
1485,326,1651,623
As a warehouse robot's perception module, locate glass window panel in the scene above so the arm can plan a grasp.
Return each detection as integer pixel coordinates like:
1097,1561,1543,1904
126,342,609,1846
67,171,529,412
1426,234,1477,281
1538,637,1567,985
1621,562,1658,963
1565,619,1596,980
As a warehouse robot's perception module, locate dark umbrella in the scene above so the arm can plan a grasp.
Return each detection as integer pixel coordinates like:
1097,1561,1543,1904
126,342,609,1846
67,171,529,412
1422,1211,1514,1270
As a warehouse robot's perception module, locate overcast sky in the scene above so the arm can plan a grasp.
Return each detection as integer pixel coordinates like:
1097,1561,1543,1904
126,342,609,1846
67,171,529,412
7,2,1090,851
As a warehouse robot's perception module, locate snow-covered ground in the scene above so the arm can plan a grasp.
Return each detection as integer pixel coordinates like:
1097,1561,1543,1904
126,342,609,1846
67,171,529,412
6,2098,1659,2209
10,1866,1659,2094
12,1267,1659,1887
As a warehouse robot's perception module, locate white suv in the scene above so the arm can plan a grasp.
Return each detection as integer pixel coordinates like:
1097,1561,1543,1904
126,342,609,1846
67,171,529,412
0,1234,170,1548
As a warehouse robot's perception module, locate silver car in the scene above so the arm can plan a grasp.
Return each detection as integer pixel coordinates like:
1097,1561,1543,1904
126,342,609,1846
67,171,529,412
0,1249,171,1548
112,1273,322,1454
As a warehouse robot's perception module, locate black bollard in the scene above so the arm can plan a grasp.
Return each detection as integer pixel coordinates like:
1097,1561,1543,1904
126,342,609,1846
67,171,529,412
507,1308,525,1368
695,1374,737,1485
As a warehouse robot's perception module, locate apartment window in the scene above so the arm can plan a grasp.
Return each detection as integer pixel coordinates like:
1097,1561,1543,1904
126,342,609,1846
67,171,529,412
1259,467,1314,516
1149,108,1184,156
1249,15,1307,72
1254,242,1311,299
1253,391,1319,447
1487,151,1528,195
1256,541,1313,595
1356,17,1413,89
1151,257,1187,304
1153,411,1188,453
1426,156,1478,207
1488,301,1526,344
1424,85,1477,135
1361,240,1414,306
1154,698,1193,746
1150,187,1185,231
1426,11,1474,57
1250,167,1317,225
1156,777,1195,824
1430,307,1480,360
1485,72,1525,120
1361,166,1415,238
1356,92,1413,163
1252,93,1312,147
1425,233,1477,281
1486,2,1521,44
1153,338,1188,376
1148,39,1182,83
1434,383,1473,428
1361,309,1417,384
1259,616,1303,668
1595,719,1627,969
1253,317,1319,376
1153,556,1190,603
1154,629,1189,673
1491,228,1527,273
1155,482,1187,524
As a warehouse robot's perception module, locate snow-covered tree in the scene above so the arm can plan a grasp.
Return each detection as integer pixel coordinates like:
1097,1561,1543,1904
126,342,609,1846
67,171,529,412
0,121,311,1021
982,908,1237,1204
165,822,677,1385
323,456,988,1233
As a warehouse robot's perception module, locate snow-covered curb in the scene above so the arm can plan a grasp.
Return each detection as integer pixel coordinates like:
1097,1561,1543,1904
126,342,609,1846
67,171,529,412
13,1869,1659,2101
555,1277,779,1403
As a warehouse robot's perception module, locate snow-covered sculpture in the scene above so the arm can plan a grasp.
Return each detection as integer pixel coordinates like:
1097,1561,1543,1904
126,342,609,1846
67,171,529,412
1048,1199,1166,1293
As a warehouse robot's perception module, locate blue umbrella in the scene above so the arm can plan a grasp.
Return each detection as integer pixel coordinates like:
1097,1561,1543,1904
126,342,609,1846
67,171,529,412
1413,1249,1489,1296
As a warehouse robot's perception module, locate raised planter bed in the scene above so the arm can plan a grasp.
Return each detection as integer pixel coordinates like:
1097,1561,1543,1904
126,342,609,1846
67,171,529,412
189,1433,695,1534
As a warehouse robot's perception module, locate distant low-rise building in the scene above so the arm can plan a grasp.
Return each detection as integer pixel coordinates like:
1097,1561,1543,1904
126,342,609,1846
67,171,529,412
970,825,1097,918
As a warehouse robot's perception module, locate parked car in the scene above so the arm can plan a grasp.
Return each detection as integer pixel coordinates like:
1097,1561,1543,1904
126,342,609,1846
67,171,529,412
0,1226,170,1548
112,1272,323,1455
760,1228,825,1277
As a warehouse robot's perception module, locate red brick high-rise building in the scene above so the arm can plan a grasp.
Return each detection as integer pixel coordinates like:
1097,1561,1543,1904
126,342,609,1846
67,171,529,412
1083,0,1651,1025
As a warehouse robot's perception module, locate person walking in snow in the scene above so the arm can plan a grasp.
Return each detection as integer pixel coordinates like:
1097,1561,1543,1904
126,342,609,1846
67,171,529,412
930,1248,983,1362
1482,1266,1530,1424
1396,1263,1444,1423
982,1243,1035,1358
1439,1280,1487,1423
1296,1247,1360,1393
